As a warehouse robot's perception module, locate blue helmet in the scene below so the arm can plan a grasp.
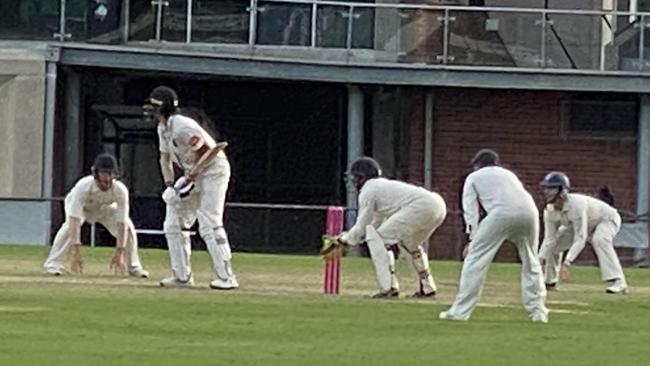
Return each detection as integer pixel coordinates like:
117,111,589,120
540,171,570,190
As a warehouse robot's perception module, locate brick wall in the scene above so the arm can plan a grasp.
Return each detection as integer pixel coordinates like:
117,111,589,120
407,87,638,261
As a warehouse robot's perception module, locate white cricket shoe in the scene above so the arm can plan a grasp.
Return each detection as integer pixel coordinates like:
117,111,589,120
209,276,239,290
129,269,150,278
606,279,628,294
530,311,549,323
159,275,194,288
45,268,63,276
438,310,469,321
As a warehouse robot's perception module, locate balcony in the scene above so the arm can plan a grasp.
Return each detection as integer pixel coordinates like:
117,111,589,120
3,1,650,74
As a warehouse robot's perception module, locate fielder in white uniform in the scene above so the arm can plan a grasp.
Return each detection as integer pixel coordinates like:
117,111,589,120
440,149,548,323
538,171,627,294
43,153,149,278
338,157,447,298
146,86,238,290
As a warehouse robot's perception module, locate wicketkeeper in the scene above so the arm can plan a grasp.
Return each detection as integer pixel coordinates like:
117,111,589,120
333,157,447,298
43,153,149,277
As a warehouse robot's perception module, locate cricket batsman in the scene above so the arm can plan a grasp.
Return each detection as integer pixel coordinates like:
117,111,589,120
145,86,238,290
43,153,149,277
332,157,447,298
538,171,628,293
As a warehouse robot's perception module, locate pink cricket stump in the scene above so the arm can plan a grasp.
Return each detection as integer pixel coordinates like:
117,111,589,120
323,206,344,294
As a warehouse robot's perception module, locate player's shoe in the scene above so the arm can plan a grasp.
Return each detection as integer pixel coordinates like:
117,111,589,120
371,287,399,299
129,269,150,278
530,311,549,323
438,310,469,321
605,279,628,294
45,268,62,276
545,282,558,291
159,275,194,288
411,290,436,299
209,276,239,290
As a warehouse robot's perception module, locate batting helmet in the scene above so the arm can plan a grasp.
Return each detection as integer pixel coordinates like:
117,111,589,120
92,153,119,175
349,157,382,180
540,171,570,190
147,86,179,117
471,148,499,168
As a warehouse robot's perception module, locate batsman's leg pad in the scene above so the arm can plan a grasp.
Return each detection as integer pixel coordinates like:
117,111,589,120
200,225,234,280
365,225,394,292
164,231,192,282
406,246,436,294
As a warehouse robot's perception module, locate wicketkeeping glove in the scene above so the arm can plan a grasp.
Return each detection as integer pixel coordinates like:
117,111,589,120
321,235,347,259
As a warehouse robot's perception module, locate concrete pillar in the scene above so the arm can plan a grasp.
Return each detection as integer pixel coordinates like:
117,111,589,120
637,95,650,265
64,71,82,189
346,85,364,235
424,90,434,190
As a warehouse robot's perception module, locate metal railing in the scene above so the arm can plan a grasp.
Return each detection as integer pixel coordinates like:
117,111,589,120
17,1,648,73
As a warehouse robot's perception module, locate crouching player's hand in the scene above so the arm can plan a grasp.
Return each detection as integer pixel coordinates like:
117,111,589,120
109,247,127,276
321,235,348,259
70,243,84,274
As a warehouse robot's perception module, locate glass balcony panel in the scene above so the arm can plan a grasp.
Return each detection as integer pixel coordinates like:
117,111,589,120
544,14,606,71
191,0,249,44
448,10,542,68
371,8,444,64
607,13,644,71
129,0,156,41
257,2,311,46
66,0,123,43
162,0,187,42
0,0,60,40
316,5,373,49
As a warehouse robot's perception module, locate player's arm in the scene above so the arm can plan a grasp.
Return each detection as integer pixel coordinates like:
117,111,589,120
159,152,174,187
461,176,479,241
565,208,589,265
538,209,558,260
187,141,228,181
340,190,375,245
110,185,130,275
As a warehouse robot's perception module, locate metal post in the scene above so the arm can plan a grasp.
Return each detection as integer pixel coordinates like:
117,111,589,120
346,6,355,52
311,1,317,47
639,15,645,71
540,11,547,68
54,0,71,41
346,85,363,257
186,0,193,43
442,8,450,64
248,0,257,48
424,90,434,190
64,71,81,189
636,95,650,265
122,0,131,42
154,0,165,41
43,62,57,244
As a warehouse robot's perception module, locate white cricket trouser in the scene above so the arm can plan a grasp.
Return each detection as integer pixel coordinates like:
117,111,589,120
540,217,626,284
368,192,446,293
446,207,547,320
43,207,145,273
163,170,235,282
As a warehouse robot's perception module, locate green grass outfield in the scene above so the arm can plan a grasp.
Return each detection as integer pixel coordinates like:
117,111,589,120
1,244,649,366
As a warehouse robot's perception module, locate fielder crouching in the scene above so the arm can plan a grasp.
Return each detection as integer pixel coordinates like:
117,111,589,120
43,153,149,278
337,157,447,298
538,171,628,294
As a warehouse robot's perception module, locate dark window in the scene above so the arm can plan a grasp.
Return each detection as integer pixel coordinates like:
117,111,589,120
566,94,638,136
